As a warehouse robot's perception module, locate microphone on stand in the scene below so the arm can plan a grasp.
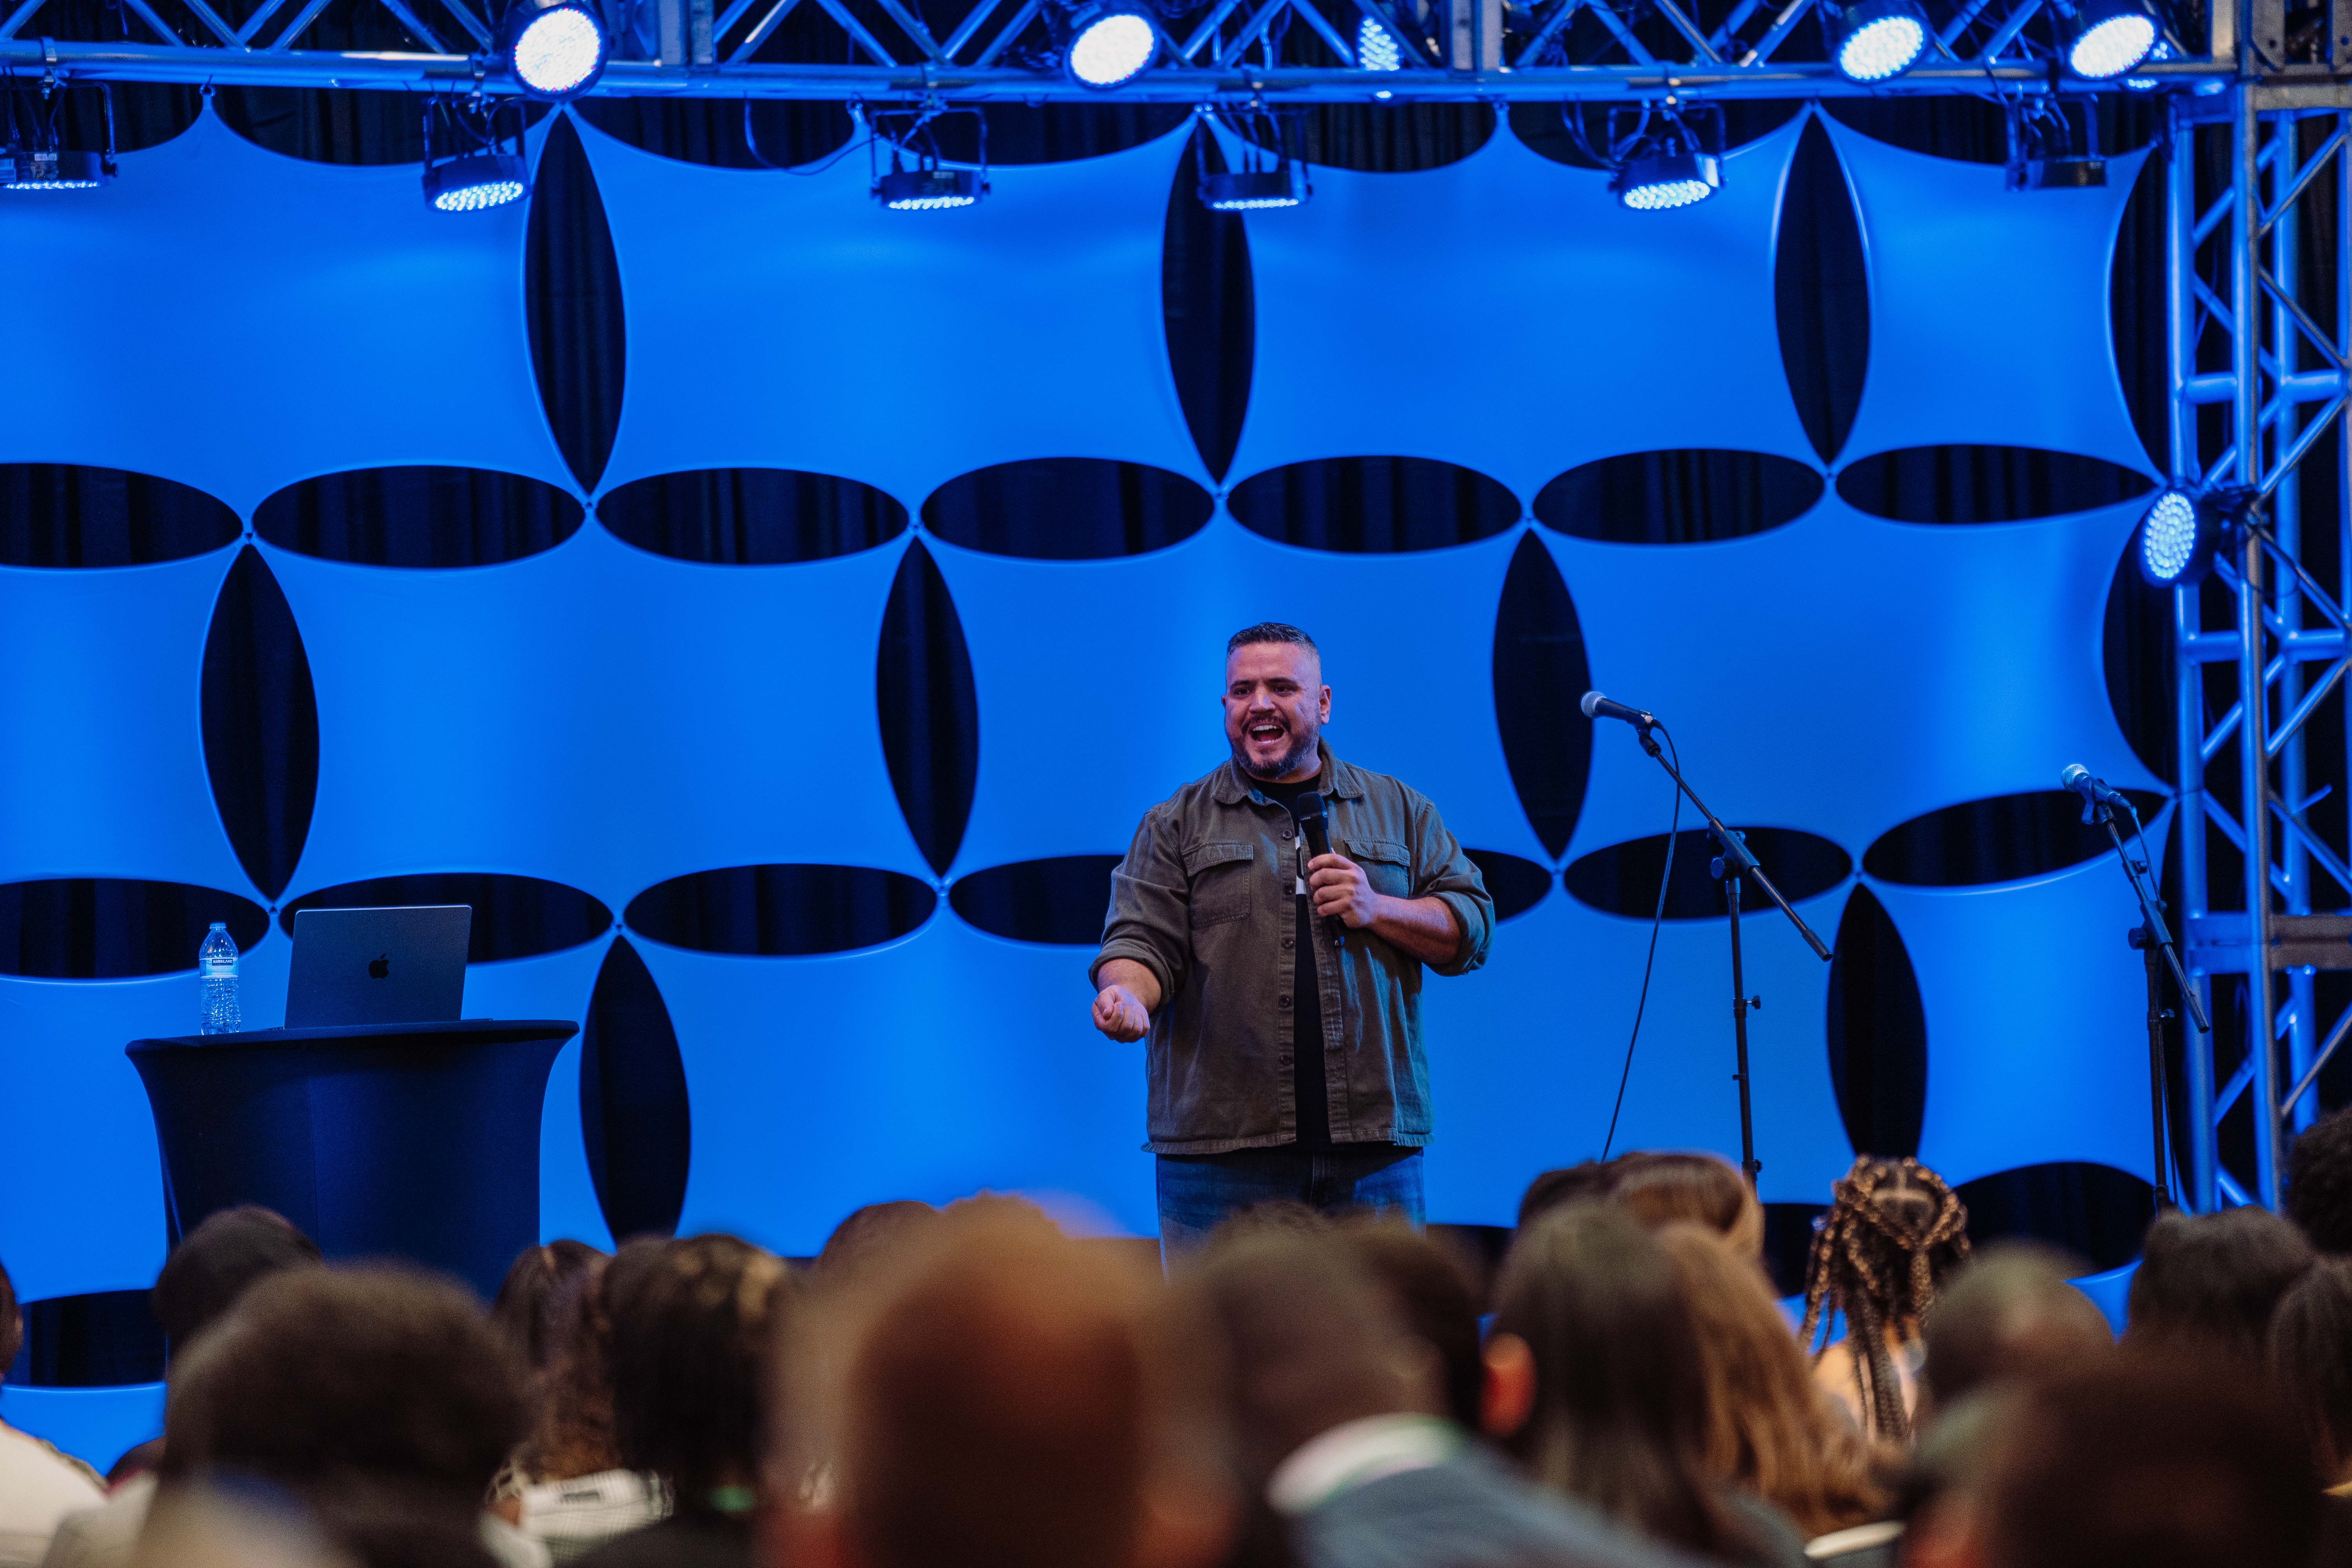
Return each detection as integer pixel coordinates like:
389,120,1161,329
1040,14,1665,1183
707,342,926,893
1581,690,1657,731
1293,791,1344,949
2060,764,2134,819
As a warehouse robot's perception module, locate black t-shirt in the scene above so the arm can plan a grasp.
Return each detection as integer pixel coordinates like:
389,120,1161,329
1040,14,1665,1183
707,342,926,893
1250,773,1332,1150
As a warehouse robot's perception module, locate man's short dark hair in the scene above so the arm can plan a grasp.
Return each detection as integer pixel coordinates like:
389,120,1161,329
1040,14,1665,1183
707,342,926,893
2269,1256,2352,1475
152,1204,322,1359
1921,1241,2114,1412
2126,1207,2315,1365
2288,1107,2352,1254
1225,623,1318,659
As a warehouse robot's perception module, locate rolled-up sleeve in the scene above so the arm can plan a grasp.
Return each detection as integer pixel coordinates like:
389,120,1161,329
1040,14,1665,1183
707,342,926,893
1410,794,1493,977
1090,806,1191,1002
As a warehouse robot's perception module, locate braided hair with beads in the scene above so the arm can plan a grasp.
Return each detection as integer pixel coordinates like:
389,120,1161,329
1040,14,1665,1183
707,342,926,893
1797,1156,1970,1444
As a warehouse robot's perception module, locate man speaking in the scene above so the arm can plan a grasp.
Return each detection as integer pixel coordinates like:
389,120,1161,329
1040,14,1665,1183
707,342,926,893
1090,623,1494,1249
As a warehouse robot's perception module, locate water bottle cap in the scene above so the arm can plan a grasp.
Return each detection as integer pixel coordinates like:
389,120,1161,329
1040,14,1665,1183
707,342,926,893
209,921,226,930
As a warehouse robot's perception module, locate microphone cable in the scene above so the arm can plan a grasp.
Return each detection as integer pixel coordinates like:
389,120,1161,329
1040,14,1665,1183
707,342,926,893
1602,723,1681,1160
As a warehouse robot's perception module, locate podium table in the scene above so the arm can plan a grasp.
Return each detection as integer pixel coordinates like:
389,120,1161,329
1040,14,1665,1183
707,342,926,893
127,1020,577,1302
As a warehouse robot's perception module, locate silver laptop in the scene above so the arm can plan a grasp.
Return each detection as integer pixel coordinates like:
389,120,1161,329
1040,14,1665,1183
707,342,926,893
285,906,472,1028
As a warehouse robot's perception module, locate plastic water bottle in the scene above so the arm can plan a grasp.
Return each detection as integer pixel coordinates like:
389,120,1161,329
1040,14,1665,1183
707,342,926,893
199,921,241,1036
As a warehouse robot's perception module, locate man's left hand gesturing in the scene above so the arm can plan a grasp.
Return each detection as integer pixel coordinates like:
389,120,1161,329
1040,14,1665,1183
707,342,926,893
1307,853,1381,929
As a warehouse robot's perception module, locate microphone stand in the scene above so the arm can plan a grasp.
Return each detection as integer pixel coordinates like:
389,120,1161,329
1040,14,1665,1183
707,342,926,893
2090,793,2203,1210
1635,726,1832,1193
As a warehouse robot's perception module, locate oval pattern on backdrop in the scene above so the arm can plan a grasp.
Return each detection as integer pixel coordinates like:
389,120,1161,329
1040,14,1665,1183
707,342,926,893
9,1291,166,1386
279,874,612,962
581,934,690,1241
1534,450,1823,544
1492,534,1592,860
921,459,1213,560
1955,1160,2155,1273
1228,457,1520,553
0,879,270,979
598,468,908,564
951,856,1124,946
1825,883,1926,1160
1465,850,1553,920
1564,827,1850,920
0,464,240,569
626,865,937,955
1835,446,2153,523
200,546,318,903
1864,789,2168,886
878,541,979,875
253,467,585,568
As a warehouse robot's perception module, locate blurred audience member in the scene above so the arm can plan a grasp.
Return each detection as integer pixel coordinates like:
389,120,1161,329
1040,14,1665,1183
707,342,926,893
492,1243,604,1377
2288,1105,2352,1255
44,1208,324,1568
811,1203,939,1289
2125,1206,2312,1367
1976,1354,2319,1568
2267,1256,2352,1493
1612,1156,1763,1260
1798,1157,1969,1444
1652,1224,1891,1541
574,1237,789,1568
1916,1242,2111,1425
159,1263,530,1568
501,1250,660,1564
775,1204,1236,1568
1487,1206,1805,1566
125,1481,353,1568
1332,1223,1484,1429
0,1257,104,1568
1517,1161,1621,1231
1184,1228,1677,1568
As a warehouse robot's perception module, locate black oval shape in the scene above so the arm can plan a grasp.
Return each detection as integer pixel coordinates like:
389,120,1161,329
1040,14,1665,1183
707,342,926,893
878,540,979,875
1777,118,1869,467
1823,98,2009,164
529,116,626,494
1835,447,2155,524
0,879,269,979
950,855,1122,946
1465,850,1552,921
12,1291,166,1387
581,935,690,1242
598,469,908,564
253,467,584,568
1165,127,1254,483
1564,828,1851,920
44,83,198,154
1955,1160,2156,1274
626,865,937,955
575,96,853,169
1533,451,1823,545
1229,458,1519,554
1864,789,2169,887
201,546,318,903
0,464,240,568
1825,883,1926,1160
1493,534,1592,860
1762,1201,1829,1297
1510,100,1805,170
280,874,612,962
921,460,1213,560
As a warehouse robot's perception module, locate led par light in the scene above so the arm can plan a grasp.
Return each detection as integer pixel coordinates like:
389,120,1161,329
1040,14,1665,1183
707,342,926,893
425,151,529,211
1059,0,1160,86
2136,487,2244,588
2,148,112,190
1613,140,1719,210
2064,0,2158,79
876,165,984,209
501,0,611,100
1357,11,1403,67
1832,0,1930,80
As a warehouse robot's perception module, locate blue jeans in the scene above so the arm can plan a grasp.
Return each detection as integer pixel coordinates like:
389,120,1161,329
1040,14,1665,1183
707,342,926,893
1155,1144,1425,1257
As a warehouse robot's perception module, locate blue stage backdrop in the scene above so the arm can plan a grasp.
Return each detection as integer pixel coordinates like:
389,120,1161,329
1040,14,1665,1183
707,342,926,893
1,98,2173,1349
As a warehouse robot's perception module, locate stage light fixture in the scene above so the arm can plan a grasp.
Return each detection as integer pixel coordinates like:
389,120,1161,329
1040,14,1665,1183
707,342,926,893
2007,96,2105,189
2122,33,2174,87
2136,487,2246,588
1,83,118,191
1831,0,1930,80
870,104,987,210
1357,12,1403,67
1613,142,1719,209
425,151,529,210
500,0,611,100
1057,0,1160,87
1577,102,1724,212
1198,109,1311,211
2062,0,2158,78
877,165,984,209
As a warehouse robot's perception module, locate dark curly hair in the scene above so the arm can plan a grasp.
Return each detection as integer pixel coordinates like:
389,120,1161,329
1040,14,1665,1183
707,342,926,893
1798,1156,1970,1444
2288,1107,2352,1254
2127,1206,2313,1366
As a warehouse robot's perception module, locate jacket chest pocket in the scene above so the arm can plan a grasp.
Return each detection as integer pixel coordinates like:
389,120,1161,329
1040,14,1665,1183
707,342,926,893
1185,841,1257,928
1345,837,1413,899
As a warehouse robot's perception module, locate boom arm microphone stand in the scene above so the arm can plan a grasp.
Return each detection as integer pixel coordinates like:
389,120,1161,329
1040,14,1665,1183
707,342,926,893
1632,722,1833,1193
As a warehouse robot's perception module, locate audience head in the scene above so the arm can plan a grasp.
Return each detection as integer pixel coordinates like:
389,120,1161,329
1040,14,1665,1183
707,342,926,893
2288,1105,2352,1254
1515,1159,1621,1230
1332,1221,1483,1428
1800,1155,1970,1443
814,1200,941,1288
605,1233,791,1512
514,1249,621,1483
2267,1255,2352,1484
1487,1203,1748,1560
2125,1206,2313,1366
1653,1221,1891,1536
779,1203,1232,1568
489,1239,602,1373
151,1205,322,1361
162,1263,527,1568
1919,1241,2113,1418
1976,1354,2319,1568
1611,1152,1765,1258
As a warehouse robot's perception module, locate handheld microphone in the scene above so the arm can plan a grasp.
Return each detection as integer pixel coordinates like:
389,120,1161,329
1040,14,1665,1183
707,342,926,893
1581,690,1657,730
2060,764,2133,816
1293,791,1345,949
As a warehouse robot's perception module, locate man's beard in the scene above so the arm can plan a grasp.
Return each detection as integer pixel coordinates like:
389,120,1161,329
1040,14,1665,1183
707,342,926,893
1234,726,1319,781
